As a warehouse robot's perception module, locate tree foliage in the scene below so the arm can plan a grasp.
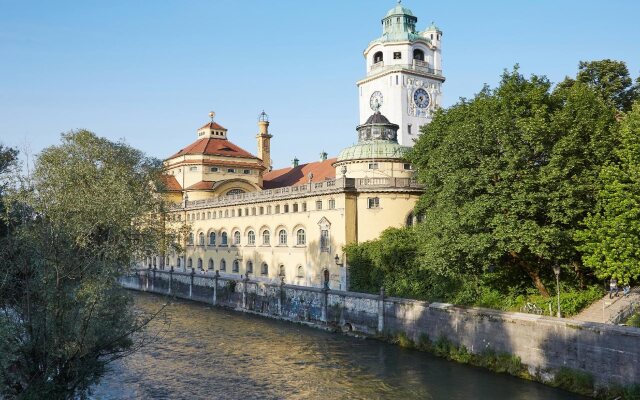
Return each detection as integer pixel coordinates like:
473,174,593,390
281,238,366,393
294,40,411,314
577,102,640,284
0,131,169,398
407,68,617,297
562,59,640,112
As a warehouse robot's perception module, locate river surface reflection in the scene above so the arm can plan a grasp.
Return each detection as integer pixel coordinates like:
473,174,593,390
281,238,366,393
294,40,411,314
93,292,586,400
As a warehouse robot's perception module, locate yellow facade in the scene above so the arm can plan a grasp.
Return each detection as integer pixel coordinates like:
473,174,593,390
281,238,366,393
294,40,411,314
145,112,423,290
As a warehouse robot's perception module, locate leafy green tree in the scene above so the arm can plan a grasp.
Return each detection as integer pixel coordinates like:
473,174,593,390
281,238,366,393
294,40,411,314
577,102,640,284
407,68,618,297
562,59,639,112
0,131,169,398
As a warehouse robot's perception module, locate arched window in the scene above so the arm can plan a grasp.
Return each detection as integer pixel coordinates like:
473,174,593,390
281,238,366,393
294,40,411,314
187,258,192,268
198,232,205,246
279,265,285,277
197,258,203,270
413,48,425,61
373,51,383,63
278,229,287,245
153,257,157,267
233,260,240,272
296,229,306,245
261,262,268,276
297,265,304,278
221,232,228,246
246,261,254,274
226,189,245,196
247,230,256,245
323,269,330,287
233,231,241,246
209,232,216,245
262,230,270,245
220,259,226,271
177,257,181,267
208,258,214,271
187,233,194,246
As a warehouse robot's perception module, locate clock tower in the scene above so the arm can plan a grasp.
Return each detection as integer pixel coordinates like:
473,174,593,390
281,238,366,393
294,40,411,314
357,1,444,147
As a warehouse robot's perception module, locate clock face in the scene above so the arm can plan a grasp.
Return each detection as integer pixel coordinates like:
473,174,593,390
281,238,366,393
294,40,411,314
370,91,383,111
413,88,430,109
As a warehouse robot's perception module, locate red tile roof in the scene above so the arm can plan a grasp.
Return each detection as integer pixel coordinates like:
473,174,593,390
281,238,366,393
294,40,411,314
263,158,337,189
167,138,257,160
185,180,215,190
161,174,182,192
199,122,227,130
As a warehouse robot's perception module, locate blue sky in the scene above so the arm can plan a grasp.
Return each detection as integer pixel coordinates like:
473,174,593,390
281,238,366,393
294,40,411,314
1,0,639,169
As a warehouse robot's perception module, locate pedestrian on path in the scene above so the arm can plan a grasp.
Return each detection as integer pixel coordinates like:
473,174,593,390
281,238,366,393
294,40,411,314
609,278,619,299
623,284,631,297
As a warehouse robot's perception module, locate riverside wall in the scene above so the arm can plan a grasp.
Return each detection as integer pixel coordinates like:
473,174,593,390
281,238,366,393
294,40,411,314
121,269,640,388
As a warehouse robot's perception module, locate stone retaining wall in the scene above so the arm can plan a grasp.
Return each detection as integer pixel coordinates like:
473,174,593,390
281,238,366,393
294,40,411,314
121,269,640,388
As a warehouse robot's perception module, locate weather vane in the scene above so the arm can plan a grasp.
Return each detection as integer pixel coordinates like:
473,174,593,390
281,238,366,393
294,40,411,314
209,111,215,122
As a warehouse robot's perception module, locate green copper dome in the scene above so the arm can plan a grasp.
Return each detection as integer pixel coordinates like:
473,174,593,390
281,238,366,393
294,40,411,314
337,140,410,162
385,2,415,17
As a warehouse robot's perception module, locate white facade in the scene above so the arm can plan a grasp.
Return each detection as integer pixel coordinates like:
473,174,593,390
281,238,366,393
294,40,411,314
357,5,445,146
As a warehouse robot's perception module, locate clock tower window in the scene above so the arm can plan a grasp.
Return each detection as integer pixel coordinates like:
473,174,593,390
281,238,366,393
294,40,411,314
373,51,383,63
413,49,424,61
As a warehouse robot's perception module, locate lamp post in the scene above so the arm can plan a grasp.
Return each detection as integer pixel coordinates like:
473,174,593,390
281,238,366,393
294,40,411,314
552,264,561,318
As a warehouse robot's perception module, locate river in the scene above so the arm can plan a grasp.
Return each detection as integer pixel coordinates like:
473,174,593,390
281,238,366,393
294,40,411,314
92,292,586,400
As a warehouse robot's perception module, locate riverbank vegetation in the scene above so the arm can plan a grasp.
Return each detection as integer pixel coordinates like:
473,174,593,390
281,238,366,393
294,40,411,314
0,132,172,398
348,60,640,316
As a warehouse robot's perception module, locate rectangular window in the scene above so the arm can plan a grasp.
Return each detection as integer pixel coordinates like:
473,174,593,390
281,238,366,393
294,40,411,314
302,202,307,212
393,51,401,59
227,168,235,173
238,209,242,217
210,167,219,172
207,211,211,219
369,163,378,170
259,206,264,215
316,200,322,210
267,206,272,215
403,163,412,170
225,210,229,217
284,204,289,213
407,124,412,135
328,199,335,209
293,203,298,212
320,230,330,252
190,166,198,171
368,197,380,209
243,169,251,174
231,210,235,217
275,205,280,214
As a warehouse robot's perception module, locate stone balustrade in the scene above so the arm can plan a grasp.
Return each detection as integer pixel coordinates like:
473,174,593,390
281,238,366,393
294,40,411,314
170,177,423,210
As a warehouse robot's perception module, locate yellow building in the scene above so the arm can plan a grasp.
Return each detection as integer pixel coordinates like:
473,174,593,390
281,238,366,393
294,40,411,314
150,110,423,290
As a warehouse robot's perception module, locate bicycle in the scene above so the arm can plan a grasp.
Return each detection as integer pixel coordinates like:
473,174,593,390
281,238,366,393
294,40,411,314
520,302,543,315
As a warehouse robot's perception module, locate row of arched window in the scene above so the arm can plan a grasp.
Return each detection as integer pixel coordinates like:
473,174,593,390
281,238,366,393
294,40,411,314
372,49,425,64
187,228,306,247
179,258,306,278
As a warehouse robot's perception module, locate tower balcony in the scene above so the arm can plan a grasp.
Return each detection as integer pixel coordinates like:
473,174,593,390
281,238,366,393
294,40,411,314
367,59,442,78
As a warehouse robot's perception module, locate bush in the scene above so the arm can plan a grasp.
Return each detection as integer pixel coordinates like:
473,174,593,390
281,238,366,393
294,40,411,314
627,312,640,328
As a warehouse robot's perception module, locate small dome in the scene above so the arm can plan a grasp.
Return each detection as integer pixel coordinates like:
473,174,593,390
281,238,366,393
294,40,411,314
426,21,441,32
337,140,410,162
385,2,414,17
365,112,391,124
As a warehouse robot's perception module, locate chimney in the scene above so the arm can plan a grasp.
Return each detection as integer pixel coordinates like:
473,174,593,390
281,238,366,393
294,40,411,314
320,151,328,161
292,157,299,168
256,111,273,171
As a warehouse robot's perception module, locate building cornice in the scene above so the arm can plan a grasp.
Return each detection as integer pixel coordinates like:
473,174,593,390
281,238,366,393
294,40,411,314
357,67,445,86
